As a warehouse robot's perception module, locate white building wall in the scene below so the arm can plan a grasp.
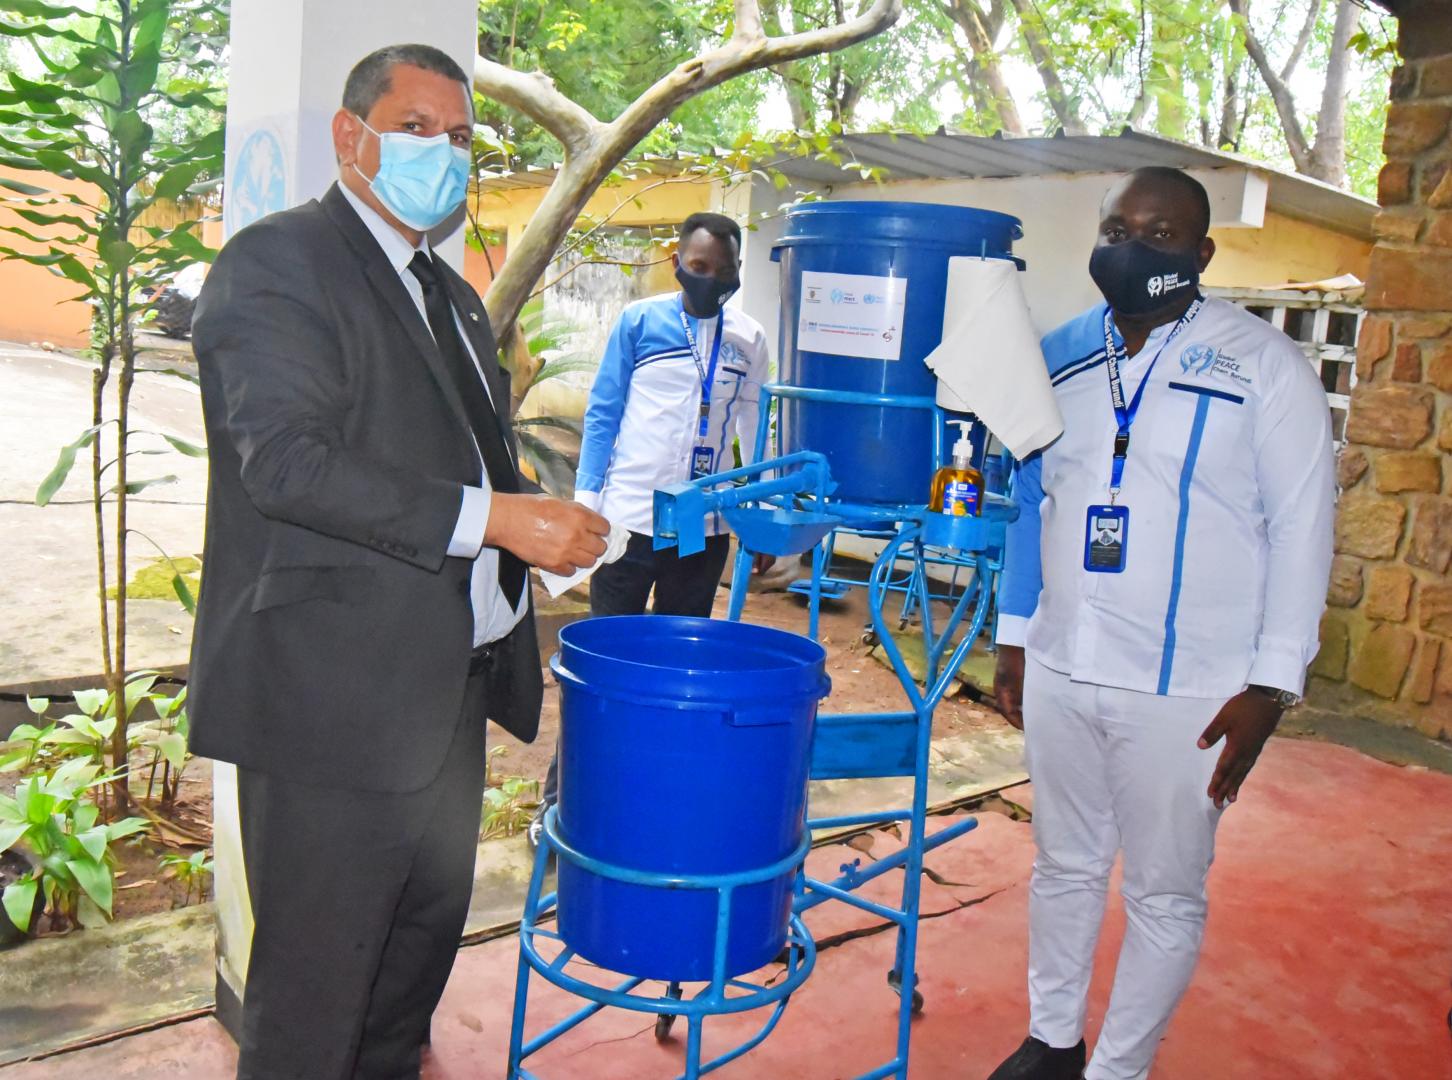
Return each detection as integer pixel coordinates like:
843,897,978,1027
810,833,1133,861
738,167,1267,346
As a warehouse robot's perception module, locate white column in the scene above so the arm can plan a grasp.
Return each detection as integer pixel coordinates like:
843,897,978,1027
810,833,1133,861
212,0,478,1035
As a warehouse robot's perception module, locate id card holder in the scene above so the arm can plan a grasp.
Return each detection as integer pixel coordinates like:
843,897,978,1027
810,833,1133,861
691,445,714,480
1083,504,1129,573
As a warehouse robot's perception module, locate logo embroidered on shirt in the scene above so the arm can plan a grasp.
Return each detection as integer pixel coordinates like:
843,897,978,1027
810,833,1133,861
1180,343,1217,374
1179,344,1252,385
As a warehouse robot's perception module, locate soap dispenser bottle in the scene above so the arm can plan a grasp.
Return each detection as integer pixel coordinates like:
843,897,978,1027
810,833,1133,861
930,420,984,517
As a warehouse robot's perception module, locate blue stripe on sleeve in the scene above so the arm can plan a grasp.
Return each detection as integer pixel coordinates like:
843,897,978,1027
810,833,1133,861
576,307,639,494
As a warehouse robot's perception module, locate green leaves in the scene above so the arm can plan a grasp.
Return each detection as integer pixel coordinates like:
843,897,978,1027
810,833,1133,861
171,573,196,614
34,423,105,506
110,474,179,496
0,821,27,854
160,433,206,458
2,877,39,934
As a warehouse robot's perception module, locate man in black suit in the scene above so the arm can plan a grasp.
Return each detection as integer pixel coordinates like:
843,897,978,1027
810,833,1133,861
188,43,608,1079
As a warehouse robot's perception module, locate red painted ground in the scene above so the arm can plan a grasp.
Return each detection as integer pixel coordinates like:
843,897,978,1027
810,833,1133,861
9,738,1452,1079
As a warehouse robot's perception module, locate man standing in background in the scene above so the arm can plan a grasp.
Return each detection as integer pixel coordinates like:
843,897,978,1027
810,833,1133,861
530,212,771,842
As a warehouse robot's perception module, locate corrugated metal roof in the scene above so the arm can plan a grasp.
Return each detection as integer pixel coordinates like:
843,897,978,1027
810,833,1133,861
476,128,1376,240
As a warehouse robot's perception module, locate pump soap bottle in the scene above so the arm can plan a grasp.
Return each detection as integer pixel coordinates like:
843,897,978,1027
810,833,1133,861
929,420,984,517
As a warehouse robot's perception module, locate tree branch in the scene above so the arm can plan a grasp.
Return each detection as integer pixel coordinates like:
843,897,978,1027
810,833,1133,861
1009,0,1087,135
476,0,902,344
1308,0,1356,185
734,0,766,41
472,56,602,157
1280,0,1321,80
1228,0,1311,172
942,0,1026,135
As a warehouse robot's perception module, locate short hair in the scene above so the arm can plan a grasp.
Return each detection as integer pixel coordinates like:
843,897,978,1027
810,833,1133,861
680,212,742,253
342,44,470,118
1123,166,1212,238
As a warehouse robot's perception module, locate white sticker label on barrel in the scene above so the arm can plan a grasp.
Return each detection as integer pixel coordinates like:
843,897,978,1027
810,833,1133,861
798,270,908,362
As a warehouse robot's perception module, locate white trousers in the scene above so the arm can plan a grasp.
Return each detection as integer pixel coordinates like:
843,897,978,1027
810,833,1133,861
1022,657,1227,1080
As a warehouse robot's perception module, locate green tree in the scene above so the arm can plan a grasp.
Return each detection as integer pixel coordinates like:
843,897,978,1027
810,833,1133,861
477,0,770,168
473,0,903,349
0,0,224,815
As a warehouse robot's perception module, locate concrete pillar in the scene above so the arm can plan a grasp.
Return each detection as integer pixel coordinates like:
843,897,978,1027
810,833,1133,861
212,0,479,1037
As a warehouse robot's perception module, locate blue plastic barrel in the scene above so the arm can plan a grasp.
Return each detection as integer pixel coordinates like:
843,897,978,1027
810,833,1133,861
551,616,830,982
772,201,1023,507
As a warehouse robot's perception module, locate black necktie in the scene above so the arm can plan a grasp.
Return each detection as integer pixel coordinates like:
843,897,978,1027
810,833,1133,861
408,251,525,609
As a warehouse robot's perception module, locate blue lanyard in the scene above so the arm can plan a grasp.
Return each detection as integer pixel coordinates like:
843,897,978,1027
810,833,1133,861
680,305,725,438
1102,295,1203,502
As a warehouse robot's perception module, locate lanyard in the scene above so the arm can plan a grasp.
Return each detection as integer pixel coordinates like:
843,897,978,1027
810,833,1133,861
680,305,725,439
1102,295,1203,502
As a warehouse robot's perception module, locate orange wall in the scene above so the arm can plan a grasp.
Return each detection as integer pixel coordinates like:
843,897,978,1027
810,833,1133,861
0,172,225,349
463,241,507,297
0,165,96,347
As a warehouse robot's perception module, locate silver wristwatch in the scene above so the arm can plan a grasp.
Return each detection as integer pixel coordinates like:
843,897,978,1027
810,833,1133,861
1250,684,1301,710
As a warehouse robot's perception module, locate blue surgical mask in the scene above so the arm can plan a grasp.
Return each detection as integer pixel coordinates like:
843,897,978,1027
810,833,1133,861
353,116,470,231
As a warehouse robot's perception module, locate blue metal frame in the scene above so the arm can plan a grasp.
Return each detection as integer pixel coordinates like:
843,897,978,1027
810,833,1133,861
509,808,818,1080
507,378,1016,1079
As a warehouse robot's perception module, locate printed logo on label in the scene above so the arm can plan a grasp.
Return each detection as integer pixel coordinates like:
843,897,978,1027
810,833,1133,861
1147,272,1190,299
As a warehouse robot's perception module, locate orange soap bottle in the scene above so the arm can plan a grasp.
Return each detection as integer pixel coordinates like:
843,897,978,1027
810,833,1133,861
929,420,983,517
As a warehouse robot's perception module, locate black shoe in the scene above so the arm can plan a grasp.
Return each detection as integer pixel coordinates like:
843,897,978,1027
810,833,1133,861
986,1036,1086,1080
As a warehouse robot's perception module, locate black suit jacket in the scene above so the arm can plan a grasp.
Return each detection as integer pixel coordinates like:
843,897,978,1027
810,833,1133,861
187,183,542,794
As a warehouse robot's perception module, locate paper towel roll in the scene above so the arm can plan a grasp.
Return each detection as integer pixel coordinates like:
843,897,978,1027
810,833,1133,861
923,258,1064,460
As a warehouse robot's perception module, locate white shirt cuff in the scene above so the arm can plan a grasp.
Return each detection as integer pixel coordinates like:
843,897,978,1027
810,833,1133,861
995,614,1029,648
1245,637,1311,697
574,488,603,513
447,485,490,559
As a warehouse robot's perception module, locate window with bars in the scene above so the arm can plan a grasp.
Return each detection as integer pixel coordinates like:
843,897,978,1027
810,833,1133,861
1209,287,1361,446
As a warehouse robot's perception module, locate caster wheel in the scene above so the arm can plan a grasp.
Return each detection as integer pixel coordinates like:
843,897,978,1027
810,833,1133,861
655,983,684,1041
862,630,879,647
887,969,924,1014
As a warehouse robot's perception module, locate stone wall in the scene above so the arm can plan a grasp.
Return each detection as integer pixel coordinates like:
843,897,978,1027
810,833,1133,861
1310,22,1452,741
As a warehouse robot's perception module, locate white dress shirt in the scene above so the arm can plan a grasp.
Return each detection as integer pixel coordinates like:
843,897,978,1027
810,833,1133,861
340,183,526,646
574,292,771,535
996,296,1335,698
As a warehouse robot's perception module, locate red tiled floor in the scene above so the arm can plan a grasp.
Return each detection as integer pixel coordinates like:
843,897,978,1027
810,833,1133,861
9,738,1452,1079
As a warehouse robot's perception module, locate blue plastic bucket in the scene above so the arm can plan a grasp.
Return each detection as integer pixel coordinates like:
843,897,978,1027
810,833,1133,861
772,201,1023,507
551,616,830,982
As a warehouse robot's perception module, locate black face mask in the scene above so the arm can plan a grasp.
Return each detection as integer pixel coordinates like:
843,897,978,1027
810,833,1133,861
676,264,740,318
1089,240,1201,316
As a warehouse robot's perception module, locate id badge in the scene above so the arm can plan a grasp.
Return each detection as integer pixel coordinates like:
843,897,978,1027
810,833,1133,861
1083,504,1129,573
691,445,714,479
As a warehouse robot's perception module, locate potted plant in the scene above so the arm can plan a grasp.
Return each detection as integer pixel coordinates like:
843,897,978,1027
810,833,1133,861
0,759,150,938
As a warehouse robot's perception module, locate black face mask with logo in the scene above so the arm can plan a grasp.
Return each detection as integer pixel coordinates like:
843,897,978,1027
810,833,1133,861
1088,239,1201,316
676,264,740,319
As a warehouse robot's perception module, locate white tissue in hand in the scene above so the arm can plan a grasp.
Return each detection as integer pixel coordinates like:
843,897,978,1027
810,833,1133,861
537,521,630,599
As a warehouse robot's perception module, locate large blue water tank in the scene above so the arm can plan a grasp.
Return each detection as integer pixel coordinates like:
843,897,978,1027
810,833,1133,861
773,201,1023,507
552,616,829,982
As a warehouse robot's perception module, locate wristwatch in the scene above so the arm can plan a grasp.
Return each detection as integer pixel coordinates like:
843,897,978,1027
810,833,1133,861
1249,684,1301,710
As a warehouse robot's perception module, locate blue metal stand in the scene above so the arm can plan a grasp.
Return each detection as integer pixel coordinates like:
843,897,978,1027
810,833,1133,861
506,383,1016,1079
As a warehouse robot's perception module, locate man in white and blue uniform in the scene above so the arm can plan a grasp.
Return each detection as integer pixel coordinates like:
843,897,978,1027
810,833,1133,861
531,212,770,835
572,211,770,615
987,168,1335,1080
